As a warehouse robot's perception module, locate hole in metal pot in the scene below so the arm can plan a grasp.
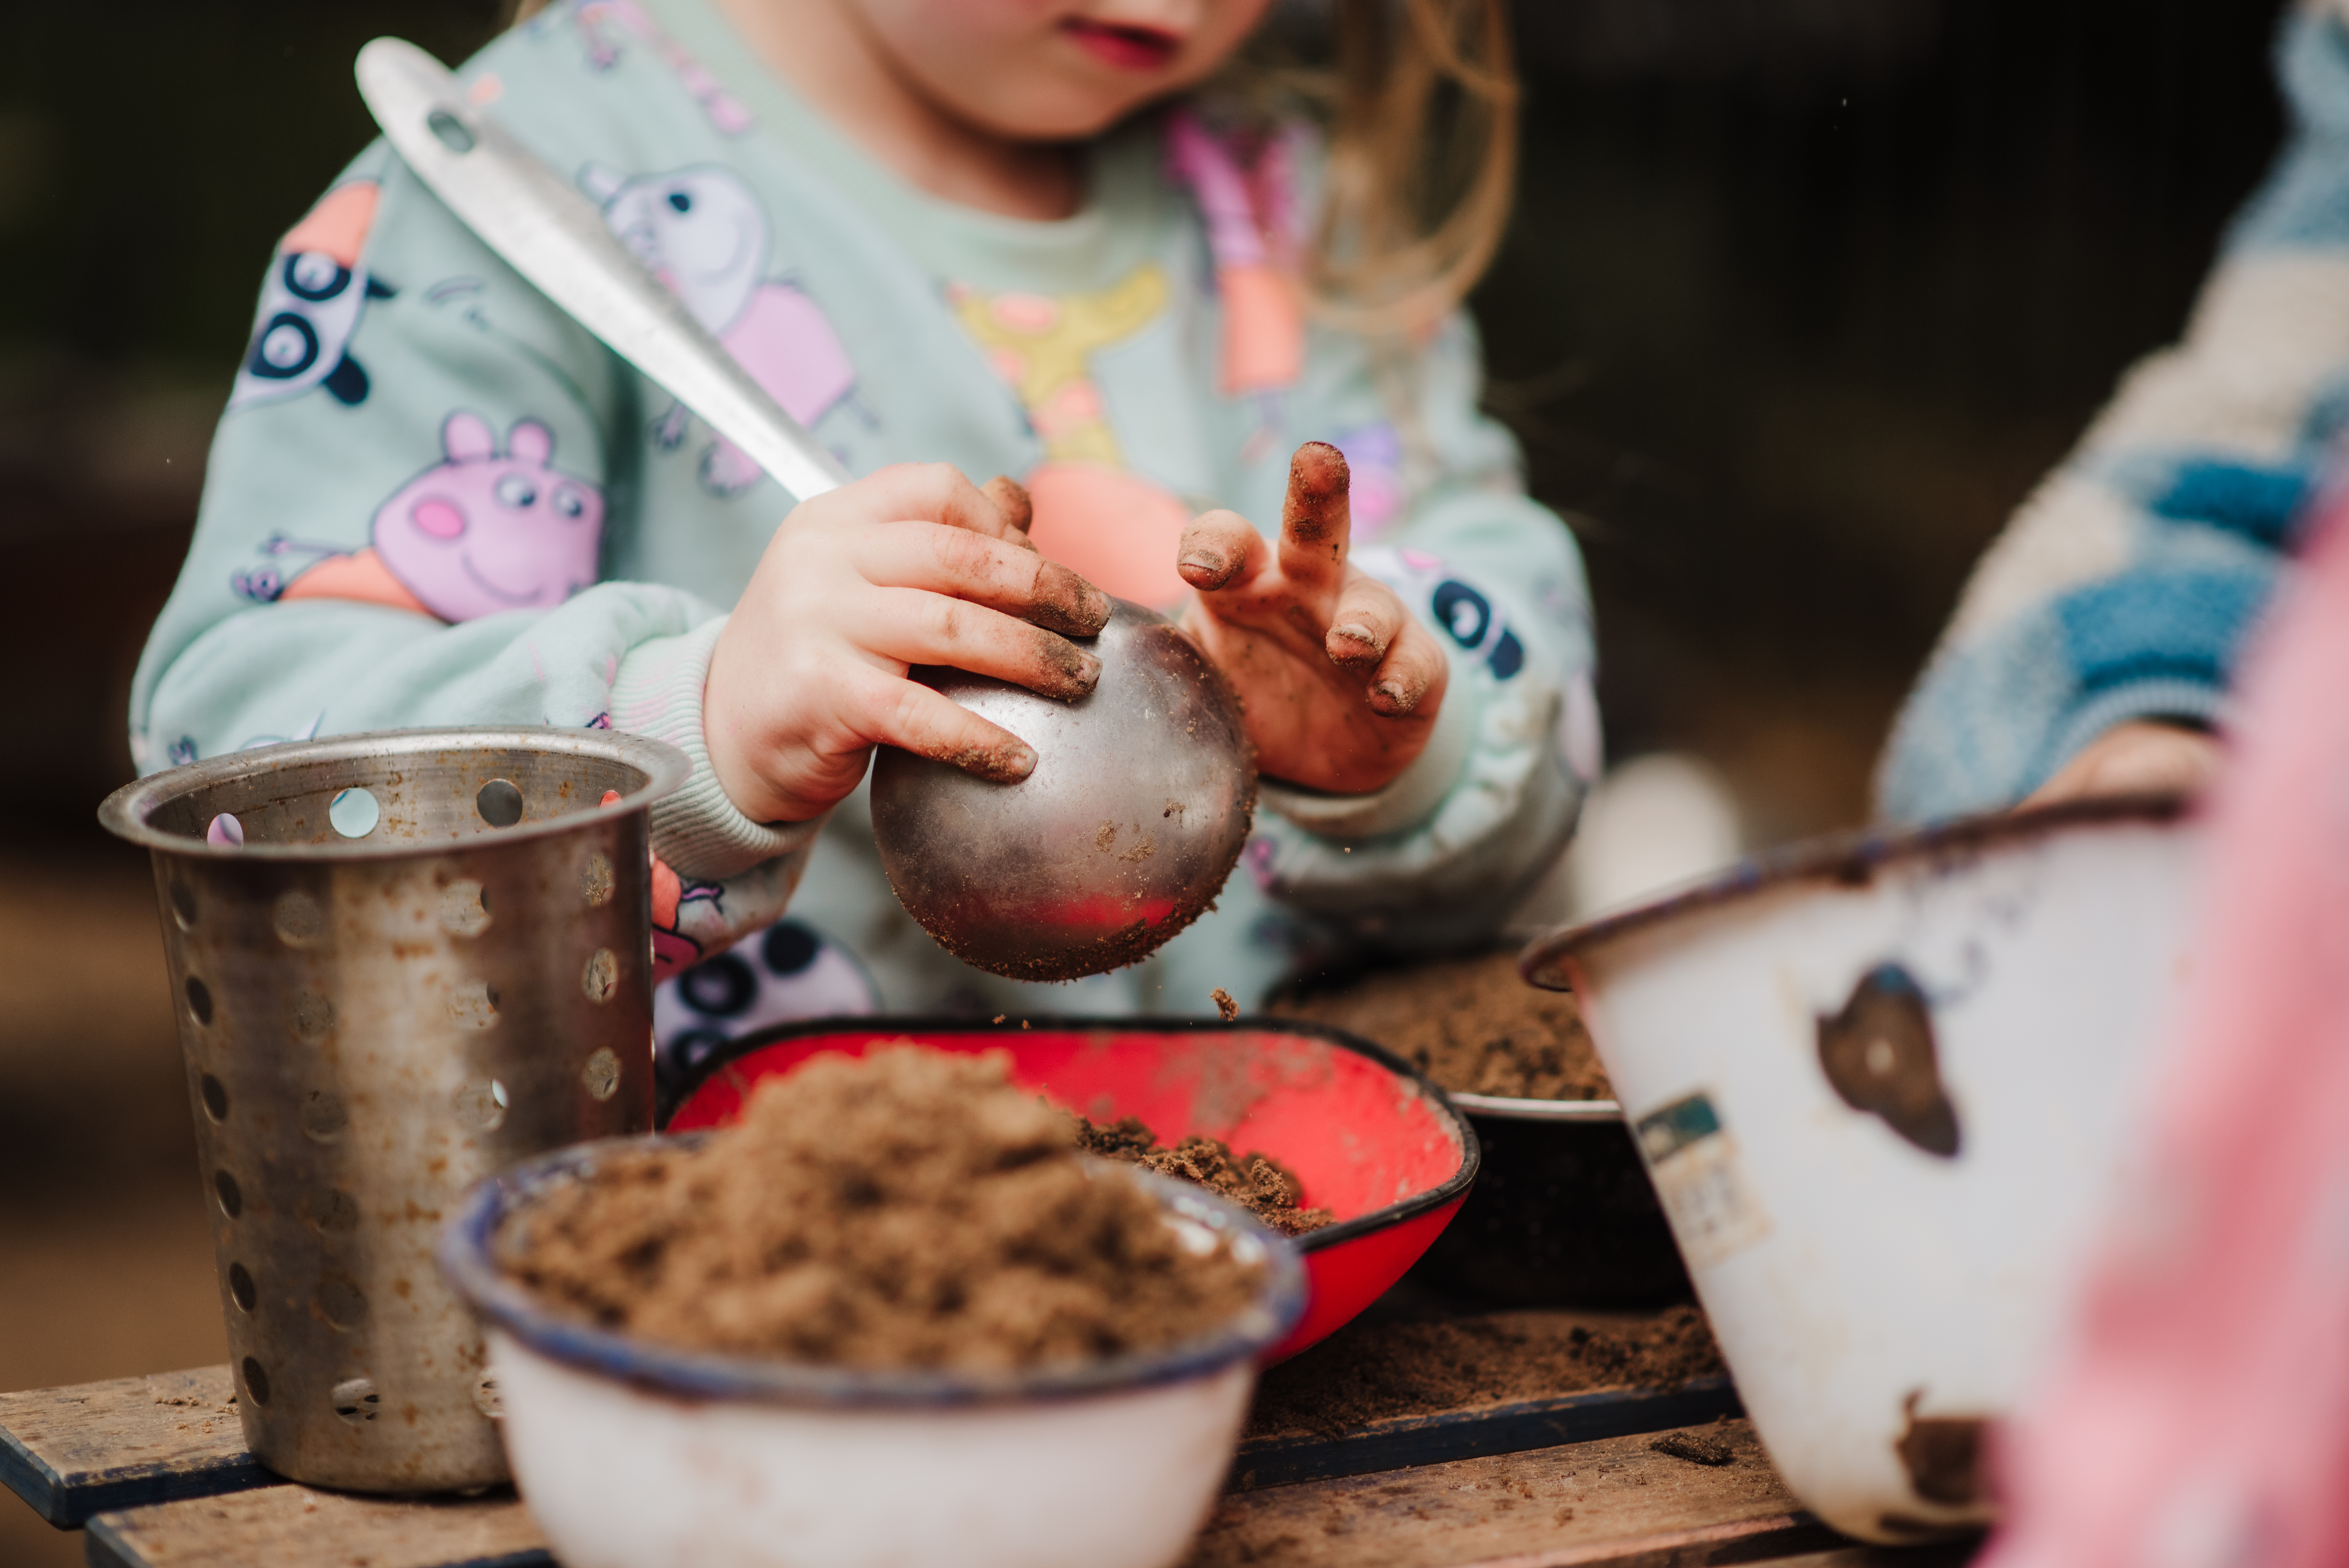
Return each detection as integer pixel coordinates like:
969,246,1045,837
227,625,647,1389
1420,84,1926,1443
214,1169,242,1219
476,779,524,828
581,948,618,1004
206,813,244,848
273,889,325,946
581,1046,621,1101
318,1277,369,1331
292,989,334,1043
454,1078,508,1132
329,787,381,839
169,881,197,929
200,1074,229,1122
447,979,500,1030
185,976,214,1026
315,1188,359,1236
331,1376,380,1425
439,880,492,937
228,1263,256,1312
241,1357,270,1406
301,1090,349,1143
582,852,614,908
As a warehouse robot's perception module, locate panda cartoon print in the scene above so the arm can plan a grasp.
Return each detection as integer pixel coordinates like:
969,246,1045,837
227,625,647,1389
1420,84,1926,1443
230,182,394,411
581,161,863,494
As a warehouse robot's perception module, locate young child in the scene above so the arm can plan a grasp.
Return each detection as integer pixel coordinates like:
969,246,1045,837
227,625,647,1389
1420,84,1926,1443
134,0,1598,1085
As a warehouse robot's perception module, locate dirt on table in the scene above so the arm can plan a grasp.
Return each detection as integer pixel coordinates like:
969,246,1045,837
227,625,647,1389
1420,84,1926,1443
499,1046,1265,1372
1272,949,1613,1101
1244,1304,1722,1440
1070,1114,1336,1237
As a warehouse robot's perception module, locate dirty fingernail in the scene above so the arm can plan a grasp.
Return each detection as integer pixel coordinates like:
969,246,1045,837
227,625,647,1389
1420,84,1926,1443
1178,550,1228,584
1371,679,1419,715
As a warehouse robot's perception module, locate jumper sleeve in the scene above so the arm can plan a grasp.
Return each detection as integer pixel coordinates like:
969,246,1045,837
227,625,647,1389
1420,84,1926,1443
1877,1,2349,823
1249,312,1599,947
130,148,817,969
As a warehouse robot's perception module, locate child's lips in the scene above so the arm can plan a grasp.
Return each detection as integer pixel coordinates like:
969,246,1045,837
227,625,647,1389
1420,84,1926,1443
1060,18,1182,72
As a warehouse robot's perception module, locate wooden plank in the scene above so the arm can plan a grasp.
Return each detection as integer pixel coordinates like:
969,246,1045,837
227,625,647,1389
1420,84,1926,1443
1185,1418,1845,1568
5,1359,1736,1526
1231,1377,1741,1493
0,1368,271,1528
82,1484,551,1568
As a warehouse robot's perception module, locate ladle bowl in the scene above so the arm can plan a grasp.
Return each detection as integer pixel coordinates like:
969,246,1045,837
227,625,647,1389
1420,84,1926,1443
870,599,1256,981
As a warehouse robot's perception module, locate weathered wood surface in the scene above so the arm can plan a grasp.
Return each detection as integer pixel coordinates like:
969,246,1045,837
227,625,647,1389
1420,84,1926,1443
83,1484,551,1568
69,1418,1968,1568
1230,1377,1741,1493
0,1367,271,1527
1186,1418,1843,1568
6,1359,1742,1525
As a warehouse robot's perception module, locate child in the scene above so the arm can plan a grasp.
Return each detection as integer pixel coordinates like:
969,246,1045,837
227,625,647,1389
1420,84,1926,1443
1878,1,2349,822
134,0,1598,1083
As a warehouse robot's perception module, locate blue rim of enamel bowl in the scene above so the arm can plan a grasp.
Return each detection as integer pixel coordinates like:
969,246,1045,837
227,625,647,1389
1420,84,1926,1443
438,1134,1308,1408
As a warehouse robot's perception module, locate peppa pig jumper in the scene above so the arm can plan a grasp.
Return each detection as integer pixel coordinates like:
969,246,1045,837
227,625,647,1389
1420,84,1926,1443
241,412,604,623
132,0,1595,1069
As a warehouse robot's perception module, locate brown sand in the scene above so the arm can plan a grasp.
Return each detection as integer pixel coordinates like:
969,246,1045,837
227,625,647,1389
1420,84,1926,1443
1245,1305,1722,1439
1071,1114,1335,1237
1273,950,1612,1101
500,1047,1264,1372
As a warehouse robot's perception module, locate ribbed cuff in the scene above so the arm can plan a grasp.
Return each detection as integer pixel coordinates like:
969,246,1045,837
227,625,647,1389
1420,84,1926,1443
607,616,827,881
2040,678,2230,791
1258,674,1478,840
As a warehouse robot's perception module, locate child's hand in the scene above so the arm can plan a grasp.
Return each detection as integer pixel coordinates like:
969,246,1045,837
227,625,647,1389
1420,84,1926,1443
1177,442,1449,794
2021,719,2221,807
706,465,1111,823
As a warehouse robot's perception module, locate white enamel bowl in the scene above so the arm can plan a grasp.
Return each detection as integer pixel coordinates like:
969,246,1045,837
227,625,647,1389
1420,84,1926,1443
1519,796,2203,1541
440,1138,1305,1568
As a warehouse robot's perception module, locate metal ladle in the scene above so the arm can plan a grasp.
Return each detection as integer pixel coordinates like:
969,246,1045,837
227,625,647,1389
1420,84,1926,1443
357,40,1256,979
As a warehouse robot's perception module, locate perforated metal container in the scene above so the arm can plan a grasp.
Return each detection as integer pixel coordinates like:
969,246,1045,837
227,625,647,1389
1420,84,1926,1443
99,727,689,1493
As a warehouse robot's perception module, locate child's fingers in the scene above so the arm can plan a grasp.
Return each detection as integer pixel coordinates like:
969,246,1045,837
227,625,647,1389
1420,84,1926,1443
839,461,1032,543
1177,509,1265,593
1364,615,1450,718
859,521,1110,638
843,665,1039,784
1325,573,1406,673
1276,442,1353,589
858,586,1103,702
982,475,1038,548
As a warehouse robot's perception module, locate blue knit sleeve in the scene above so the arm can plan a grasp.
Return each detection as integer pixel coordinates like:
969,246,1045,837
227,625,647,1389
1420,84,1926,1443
1878,2,2349,822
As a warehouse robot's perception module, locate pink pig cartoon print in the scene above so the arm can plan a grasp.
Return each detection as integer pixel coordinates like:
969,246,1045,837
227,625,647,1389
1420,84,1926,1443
580,161,861,495
244,412,604,622
230,182,395,411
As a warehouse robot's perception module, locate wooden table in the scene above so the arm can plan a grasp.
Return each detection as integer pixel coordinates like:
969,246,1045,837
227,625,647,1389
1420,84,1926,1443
2,1346,1977,1568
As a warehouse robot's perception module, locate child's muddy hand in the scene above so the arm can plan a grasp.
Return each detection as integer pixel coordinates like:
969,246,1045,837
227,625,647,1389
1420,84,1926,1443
1178,442,1449,795
705,463,1109,824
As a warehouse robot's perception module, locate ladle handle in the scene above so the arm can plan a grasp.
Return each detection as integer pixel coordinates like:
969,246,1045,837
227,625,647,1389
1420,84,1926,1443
355,37,851,504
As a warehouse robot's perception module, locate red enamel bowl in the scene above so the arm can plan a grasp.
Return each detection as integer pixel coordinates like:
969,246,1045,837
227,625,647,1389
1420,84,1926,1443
663,1017,1479,1360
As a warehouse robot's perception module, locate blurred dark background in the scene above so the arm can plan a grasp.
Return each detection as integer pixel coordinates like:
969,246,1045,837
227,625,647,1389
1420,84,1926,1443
0,0,2289,1559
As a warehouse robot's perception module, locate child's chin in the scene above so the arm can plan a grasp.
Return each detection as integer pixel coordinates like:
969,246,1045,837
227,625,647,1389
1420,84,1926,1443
949,78,1162,146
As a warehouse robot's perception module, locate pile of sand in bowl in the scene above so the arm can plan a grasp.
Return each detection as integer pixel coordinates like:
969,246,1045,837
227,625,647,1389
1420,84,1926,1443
498,1046,1267,1372
1068,1114,1336,1238
1273,950,1612,1101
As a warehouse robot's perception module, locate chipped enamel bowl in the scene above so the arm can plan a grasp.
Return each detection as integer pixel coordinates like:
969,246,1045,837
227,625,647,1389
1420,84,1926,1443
440,1137,1304,1568
1518,796,2205,1541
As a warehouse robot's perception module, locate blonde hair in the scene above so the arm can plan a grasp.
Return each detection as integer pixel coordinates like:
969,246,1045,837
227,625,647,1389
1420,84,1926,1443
506,0,1518,334
1232,0,1518,336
